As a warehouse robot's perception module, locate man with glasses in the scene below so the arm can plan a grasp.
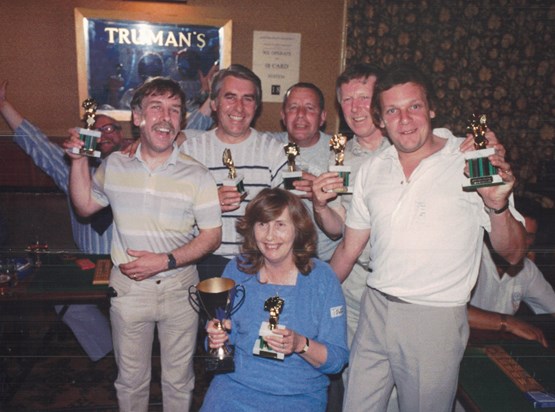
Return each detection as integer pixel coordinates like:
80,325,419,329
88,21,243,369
0,80,209,361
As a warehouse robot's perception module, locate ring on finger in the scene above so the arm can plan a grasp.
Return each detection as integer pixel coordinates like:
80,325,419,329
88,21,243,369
321,186,326,193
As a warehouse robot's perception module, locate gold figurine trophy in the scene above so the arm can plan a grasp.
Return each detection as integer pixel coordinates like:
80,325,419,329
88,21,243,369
70,98,102,158
462,114,503,191
222,148,246,199
329,134,352,193
282,142,303,195
253,295,285,360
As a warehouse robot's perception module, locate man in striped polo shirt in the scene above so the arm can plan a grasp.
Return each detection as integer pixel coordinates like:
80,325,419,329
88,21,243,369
67,77,222,412
184,64,288,279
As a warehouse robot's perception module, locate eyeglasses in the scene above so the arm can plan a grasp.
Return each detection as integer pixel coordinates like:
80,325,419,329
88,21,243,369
96,123,122,134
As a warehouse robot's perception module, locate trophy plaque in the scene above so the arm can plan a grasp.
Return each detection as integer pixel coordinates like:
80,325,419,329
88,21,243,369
222,148,247,199
253,295,285,361
329,133,352,193
189,277,245,373
463,114,504,191
282,142,303,195
70,98,102,158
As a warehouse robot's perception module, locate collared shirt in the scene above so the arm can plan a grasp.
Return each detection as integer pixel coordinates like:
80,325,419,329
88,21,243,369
346,128,521,306
471,246,555,315
91,144,221,280
13,115,212,255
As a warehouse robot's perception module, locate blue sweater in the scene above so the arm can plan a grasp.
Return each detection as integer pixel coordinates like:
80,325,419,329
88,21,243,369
201,258,348,411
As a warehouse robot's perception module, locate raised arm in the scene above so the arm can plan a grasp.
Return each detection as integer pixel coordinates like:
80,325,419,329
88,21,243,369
65,130,104,217
0,80,24,130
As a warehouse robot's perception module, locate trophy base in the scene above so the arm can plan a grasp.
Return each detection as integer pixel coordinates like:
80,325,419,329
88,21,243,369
463,148,504,191
329,165,353,194
223,175,247,198
70,146,101,158
72,127,102,158
283,171,303,195
203,350,236,374
253,322,285,361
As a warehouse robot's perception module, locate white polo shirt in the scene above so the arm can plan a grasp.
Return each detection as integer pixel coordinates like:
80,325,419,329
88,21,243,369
346,128,521,307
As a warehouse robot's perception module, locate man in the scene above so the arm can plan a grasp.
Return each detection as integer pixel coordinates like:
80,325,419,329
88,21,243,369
471,196,555,321
66,77,222,411
331,63,526,411
312,63,388,346
0,79,212,362
0,80,120,361
272,82,339,261
184,64,287,278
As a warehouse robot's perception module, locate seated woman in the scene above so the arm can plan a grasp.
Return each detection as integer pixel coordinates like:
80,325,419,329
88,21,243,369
201,188,348,412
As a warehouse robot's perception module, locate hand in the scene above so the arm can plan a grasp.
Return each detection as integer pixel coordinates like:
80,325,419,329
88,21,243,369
506,316,548,348
118,249,167,281
63,128,86,160
121,138,140,157
0,80,7,109
292,171,316,199
218,185,244,212
199,64,219,94
461,129,515,209
264,327,305,355
206,319,231,350
312,172,343,210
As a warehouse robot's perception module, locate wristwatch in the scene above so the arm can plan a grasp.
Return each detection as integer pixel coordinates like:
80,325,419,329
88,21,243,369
167,253,177,270
299,336,310,354
484,201,509,215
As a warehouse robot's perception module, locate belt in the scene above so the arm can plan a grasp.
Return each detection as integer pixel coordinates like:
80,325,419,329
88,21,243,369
376,289,410,304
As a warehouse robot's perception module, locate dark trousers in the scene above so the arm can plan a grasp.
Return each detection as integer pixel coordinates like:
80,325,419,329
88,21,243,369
197,254,231,281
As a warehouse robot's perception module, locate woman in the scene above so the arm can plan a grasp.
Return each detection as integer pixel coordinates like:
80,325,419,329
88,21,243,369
201,188,348,412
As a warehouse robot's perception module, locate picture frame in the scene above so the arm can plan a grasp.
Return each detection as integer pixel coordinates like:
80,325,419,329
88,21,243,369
74,8,232,121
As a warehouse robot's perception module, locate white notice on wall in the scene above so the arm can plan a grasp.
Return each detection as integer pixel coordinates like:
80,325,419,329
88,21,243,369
252,31,301,103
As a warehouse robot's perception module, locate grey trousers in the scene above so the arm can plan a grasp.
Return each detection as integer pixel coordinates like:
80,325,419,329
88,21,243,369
343,287,468,412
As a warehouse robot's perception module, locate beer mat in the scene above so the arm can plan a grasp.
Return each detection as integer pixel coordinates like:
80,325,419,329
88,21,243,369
75,258,96,270
93,259,112,285
485,345,545,392
525,391,555,408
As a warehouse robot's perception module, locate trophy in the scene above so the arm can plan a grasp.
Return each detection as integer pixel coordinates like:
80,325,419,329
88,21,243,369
282,142,303,195
252,295,285,361
463,114,504,191
70,98,102,158
222,148,247,199
189,277,245,373
328,133,352,193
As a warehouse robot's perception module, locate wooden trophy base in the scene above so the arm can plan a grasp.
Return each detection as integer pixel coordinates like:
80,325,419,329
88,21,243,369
252,321,285,360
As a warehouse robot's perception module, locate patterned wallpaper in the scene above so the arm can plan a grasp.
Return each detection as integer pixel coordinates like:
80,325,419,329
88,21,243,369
345,0,554,194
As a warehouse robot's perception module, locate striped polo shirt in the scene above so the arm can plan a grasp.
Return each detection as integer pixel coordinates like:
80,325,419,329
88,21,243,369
91,144,222,280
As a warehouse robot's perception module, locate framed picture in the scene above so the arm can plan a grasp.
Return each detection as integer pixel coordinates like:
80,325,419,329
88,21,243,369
74,8,232,121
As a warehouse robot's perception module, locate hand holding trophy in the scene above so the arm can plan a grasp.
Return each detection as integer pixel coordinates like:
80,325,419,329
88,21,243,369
222,148,247,199
282,142,303,195
463,114,504,191
189,278,245,373
328,133,352,193
253,294,286,360
70,98,102,158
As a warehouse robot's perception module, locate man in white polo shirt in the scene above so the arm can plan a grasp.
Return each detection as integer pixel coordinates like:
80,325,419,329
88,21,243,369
331,63,527,411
